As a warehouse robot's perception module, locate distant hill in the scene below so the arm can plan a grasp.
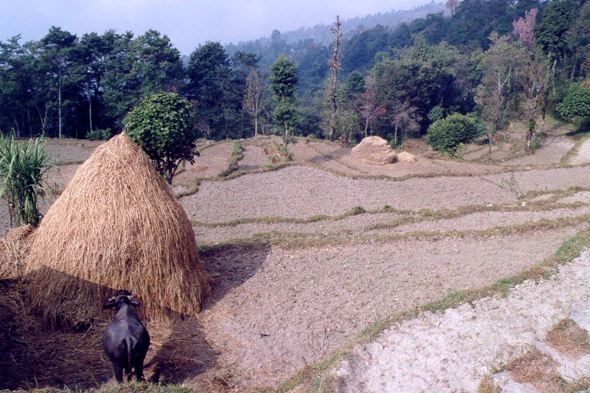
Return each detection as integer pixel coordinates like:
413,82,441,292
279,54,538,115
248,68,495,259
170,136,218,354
281,2,447,46
230,2,446,48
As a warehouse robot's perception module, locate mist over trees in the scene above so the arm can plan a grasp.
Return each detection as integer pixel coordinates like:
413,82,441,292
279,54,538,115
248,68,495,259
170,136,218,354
1,0,589,149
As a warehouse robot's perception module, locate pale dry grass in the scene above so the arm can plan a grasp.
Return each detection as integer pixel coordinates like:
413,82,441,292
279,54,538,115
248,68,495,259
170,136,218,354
507,349,563,393
546,319,590,359
0,225,35,280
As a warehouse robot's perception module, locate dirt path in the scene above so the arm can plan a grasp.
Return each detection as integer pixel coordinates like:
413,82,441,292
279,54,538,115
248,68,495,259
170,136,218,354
502,136,575,166
336,249,590,393
570,137,590,165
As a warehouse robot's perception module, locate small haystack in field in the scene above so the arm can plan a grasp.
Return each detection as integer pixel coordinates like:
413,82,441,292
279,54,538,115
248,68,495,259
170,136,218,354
0,224,35,280
397,151,418,163
25,133,209,328
351,136,398,165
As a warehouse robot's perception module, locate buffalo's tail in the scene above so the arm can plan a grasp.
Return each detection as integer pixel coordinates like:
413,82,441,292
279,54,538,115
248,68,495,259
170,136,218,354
125,337,134,374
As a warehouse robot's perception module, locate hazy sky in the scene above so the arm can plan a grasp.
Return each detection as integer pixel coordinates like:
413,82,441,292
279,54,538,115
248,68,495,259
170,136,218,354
0,0,431,55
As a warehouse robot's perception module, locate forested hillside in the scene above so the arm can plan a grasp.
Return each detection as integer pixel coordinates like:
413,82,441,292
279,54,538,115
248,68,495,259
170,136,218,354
1,0,589,149
227,2,446,48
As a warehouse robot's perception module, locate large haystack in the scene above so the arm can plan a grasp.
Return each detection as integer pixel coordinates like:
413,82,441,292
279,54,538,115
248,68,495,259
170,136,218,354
351,136,398,165
25,133,209,328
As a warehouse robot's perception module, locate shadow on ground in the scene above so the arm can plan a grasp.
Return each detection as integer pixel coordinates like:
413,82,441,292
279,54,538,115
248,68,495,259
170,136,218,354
0,244,269,390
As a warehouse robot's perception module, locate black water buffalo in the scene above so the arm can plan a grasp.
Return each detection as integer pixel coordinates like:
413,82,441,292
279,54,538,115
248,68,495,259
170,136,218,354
102,290,150,382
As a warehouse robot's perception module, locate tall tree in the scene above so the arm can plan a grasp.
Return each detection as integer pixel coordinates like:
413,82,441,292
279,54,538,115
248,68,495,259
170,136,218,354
131,30,183,95
269,54,298,137
327,16,343,141
39,26,78,138
0,36,35,137
475,33,521,155
101,31,137,126
358,86,386,137
243,66,267,136
186,42,231,139
445,0,459,16
534,0,577,84
514,9,551,151
77,31,119,133
390,100,421,146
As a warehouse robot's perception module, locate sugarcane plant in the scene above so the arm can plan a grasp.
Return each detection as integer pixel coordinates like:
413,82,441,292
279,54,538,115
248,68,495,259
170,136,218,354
0,131,54,227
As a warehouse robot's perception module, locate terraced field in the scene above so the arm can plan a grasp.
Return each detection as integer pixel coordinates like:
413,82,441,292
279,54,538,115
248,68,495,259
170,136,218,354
2,129,590,392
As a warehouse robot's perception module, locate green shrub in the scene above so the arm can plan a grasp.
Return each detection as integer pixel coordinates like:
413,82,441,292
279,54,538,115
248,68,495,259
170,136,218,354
556,83,590,120
0,132,54,227
123,93,198,183
427,113,487,155
86,128,113,141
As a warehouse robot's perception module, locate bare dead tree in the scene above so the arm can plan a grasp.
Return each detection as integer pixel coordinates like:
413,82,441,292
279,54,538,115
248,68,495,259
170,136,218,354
445,0,459,15
390,100,421,146
243,66,267,137
328,15,343,141
358,90,386,137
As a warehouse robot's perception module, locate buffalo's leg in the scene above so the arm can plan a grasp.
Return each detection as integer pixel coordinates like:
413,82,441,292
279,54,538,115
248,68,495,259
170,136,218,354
113,365,123,383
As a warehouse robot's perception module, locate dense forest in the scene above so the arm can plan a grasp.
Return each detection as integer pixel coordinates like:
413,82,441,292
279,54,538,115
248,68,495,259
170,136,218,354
0,0,589,149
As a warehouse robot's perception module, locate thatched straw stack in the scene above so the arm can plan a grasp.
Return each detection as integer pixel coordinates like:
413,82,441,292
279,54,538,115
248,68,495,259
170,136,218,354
25,133,209,328
0,224,35,280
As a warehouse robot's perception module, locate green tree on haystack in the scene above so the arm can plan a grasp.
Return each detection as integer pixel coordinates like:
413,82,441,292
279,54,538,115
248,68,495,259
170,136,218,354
123,92,198,183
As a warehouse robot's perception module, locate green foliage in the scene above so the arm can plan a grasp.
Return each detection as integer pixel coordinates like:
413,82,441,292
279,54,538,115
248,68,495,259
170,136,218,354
0,132,54,227
186,42,232,140
557,83,590,120
427,113,487,155
388,134,400,149
534,0,576,61
273,101,298,136
427,106,445,122
269,54,298,102
123,93,197,183
346,71,366,95
373,36,471,134
86,128,113,141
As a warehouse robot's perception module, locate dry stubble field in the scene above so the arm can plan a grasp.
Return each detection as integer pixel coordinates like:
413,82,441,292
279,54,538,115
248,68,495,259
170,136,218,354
2,127,590,392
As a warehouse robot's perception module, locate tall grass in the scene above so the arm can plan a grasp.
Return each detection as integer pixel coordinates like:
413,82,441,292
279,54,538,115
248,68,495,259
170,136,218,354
0,132,54,227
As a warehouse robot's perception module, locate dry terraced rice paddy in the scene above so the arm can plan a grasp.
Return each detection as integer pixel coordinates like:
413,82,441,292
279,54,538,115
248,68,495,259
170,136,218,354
3,128,590,392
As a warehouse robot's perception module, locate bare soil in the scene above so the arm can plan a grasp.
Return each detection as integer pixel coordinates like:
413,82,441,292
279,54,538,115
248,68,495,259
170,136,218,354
502,137,575,166
193,205,590,245
238,146,269,171
336,249,590,393
180,166,516,223
484,167,590,196
174,142,235,183
570,137,590,165
44,139,102,164
191,226,584,390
